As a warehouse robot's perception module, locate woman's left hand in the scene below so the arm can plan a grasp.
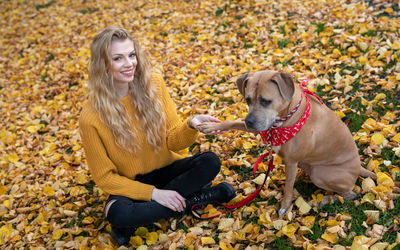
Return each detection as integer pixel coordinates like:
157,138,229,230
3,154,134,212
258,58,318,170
190,115,226,134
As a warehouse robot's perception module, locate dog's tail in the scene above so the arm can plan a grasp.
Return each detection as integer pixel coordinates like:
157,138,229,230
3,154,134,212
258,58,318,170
359,167,377,180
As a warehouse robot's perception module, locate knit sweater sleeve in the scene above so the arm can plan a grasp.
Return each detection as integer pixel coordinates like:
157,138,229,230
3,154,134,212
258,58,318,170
79,110,154,201
153,73,199,152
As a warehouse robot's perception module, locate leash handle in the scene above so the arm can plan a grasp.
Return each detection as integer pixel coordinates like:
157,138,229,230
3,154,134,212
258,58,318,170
191,151,273,220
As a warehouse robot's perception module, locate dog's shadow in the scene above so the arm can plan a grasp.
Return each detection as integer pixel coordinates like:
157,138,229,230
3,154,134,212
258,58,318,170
294,179,320,199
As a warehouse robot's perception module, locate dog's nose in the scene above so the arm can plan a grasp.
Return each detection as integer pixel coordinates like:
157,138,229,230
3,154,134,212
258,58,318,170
245,115,256,129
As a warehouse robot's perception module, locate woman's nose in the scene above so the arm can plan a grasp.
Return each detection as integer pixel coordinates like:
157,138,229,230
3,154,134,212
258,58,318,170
124,57,133,66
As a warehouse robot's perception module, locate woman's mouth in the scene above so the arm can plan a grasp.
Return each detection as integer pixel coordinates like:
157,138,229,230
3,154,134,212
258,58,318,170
121,70,133,77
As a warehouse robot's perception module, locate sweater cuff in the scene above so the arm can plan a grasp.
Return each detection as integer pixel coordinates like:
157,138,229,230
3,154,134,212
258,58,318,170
184,118,200,137
142,185,155,202
184,117,198,131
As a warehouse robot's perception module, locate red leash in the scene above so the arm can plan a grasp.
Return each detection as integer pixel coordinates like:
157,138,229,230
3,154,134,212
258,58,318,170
191,151,274,219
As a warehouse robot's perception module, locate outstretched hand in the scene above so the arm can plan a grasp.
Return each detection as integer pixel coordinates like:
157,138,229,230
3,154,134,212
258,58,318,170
151,188,186,212
190,115,227,134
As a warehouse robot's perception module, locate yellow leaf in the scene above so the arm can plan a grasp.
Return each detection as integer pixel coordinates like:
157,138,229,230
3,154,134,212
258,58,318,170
321,232,337,243
382,111,396,122
302,59,311,65
0,224,13,245
362,177,376,192
3,200,10,209
225,115,235,121
332,48,341,56
327,219,340,227
201,237,215,245
361,193,375,204
70,186,80,197
82,216,94,224
242,141,252,149
52,229,64,240
376,172,394,187
220,242,234,250
27,124,42,133
135,227,148,237
0,186,7,196
298,226,313,235
392,41,400,50
252,173,266,185
281,223,298,238
359,57,368,65
374,93,386,101
145,232,158,245
7,153,19,163
371,242,389,250
372,60,385,67
31,105,43,114
273,219,289,230
295,197,311,215
52,153,63,162
218,218,235,231
335,111,346,119
77,175,88,185
43,186,55,196
391,133,400,143
301,216,315,228
371,133,385,145
40,226,49,234
130,236,143,248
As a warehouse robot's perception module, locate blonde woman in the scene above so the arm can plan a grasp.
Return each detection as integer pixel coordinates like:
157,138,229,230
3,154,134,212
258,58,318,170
79,26,235,246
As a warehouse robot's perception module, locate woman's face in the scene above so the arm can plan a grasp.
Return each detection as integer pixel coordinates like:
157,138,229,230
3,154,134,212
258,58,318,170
109,38,137,85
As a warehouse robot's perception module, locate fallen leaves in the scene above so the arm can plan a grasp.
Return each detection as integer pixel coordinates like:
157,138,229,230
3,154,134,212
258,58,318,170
1,0,400,248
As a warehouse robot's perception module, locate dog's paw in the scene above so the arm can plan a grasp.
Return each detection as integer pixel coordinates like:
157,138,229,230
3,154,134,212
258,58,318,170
278,208,287,217
197,122,222,134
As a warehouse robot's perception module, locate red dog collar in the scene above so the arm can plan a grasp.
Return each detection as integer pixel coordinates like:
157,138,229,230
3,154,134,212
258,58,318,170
259,78,322,146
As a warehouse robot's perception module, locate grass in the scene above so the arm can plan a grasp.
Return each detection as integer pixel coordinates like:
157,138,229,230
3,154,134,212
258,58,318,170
305,197,400,245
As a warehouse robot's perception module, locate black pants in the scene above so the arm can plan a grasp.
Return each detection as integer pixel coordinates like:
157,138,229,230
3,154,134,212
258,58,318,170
106,152,221,228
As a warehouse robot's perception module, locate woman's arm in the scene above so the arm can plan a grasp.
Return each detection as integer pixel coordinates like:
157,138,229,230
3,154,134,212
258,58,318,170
79,118,155,201
154,74,199,151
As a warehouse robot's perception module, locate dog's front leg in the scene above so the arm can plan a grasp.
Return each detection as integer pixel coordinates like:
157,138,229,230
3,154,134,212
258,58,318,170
197,120,253,133
279,161,298,216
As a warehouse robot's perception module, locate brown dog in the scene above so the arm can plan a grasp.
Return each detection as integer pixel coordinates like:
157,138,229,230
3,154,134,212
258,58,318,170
198,70,376,216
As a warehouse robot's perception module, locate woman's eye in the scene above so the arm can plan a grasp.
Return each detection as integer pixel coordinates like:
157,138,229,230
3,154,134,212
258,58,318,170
113,57,121,61
129,53,136,58
260,98,272,107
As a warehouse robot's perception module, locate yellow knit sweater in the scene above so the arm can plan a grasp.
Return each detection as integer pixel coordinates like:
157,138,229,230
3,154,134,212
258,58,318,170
79,73,199,201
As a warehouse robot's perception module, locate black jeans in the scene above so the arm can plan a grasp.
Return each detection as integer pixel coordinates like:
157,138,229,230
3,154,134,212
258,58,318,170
106,152,221,228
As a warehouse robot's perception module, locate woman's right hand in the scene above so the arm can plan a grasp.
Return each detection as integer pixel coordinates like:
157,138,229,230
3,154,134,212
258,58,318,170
151,188,186,212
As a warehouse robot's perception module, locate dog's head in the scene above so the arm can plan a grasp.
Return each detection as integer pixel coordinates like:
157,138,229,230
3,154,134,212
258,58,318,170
236,70,295,131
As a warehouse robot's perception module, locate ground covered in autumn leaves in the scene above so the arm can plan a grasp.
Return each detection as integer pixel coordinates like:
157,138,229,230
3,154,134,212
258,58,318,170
1,0,400,249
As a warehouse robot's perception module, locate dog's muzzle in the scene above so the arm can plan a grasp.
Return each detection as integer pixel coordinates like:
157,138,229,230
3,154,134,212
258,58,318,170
245,114,276,131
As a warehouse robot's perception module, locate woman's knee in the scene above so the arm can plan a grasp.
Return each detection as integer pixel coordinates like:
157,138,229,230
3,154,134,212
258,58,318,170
198,152,221,174
106,199,138,227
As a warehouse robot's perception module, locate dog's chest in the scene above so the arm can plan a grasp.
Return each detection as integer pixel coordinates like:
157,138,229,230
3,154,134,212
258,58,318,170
272,146,281,154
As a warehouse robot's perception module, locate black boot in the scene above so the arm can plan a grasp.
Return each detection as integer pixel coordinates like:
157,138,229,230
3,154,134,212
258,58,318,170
185,182,235,214
110,226,136,246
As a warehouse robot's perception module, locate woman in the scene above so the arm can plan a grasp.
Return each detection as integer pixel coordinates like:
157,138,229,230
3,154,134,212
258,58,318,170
79,26,235,246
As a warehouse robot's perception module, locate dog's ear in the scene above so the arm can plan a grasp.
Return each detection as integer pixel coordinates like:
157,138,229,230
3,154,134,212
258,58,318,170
236,73,249,96
271,72,295,102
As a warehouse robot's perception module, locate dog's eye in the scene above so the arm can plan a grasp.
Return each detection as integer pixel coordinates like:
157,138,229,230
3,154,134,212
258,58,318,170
259,98,272,107
245,97,251,104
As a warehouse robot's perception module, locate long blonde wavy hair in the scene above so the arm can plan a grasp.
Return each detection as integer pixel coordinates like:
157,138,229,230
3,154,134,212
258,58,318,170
88,26,165,153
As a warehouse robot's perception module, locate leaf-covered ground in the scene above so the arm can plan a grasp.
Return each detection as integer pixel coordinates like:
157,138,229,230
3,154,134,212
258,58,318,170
1,0,400,249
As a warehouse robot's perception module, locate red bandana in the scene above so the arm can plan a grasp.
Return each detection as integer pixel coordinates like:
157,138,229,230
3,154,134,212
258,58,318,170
259,78,322,146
